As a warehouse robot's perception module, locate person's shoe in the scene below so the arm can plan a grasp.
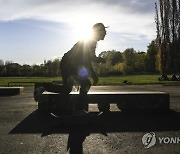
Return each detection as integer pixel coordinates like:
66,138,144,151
34,87,45,102
97,111,104,116
72,109,89,116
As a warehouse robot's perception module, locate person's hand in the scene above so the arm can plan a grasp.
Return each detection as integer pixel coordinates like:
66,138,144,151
92,74,99,85
100,58,106,63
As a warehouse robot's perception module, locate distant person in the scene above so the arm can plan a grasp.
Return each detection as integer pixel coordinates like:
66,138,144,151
34,23,107,115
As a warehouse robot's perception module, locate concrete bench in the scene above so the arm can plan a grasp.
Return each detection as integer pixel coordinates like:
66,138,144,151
0,87,24,96
38,91,170,113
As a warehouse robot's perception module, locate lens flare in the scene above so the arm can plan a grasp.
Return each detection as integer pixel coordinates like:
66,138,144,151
78,67,88,77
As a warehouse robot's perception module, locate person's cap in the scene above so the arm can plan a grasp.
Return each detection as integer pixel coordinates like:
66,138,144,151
93,23,108,31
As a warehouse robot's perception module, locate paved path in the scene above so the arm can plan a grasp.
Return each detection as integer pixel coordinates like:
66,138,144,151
0,85,180,154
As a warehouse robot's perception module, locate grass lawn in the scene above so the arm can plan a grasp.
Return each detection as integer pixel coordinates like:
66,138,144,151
0,75,180,87
0,77,61,87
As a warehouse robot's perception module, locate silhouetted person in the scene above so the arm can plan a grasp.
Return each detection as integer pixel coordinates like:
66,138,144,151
60,23,107,113
67,129,90,154
34,23,107,115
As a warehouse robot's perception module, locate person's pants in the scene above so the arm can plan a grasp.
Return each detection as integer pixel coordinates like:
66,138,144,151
41,76,91,111
76,77,91,111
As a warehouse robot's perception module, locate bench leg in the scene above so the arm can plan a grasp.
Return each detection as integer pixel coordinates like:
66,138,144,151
98,103,110,112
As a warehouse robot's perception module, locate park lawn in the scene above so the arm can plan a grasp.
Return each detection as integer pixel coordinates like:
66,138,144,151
0,75,179,86
98,75,164,85
0,77,62,87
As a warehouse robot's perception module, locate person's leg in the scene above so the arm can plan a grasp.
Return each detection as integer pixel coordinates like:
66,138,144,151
42,82,63,93
34,82,64,102
60,58,74,95
75,77,91,111
50,76,74,115
55,75,74,112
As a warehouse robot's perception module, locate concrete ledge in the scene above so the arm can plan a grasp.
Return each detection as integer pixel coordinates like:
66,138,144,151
0,87,24,96
38,91,170,112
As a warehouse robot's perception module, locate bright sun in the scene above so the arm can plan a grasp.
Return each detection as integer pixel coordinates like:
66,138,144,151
72,23,94,42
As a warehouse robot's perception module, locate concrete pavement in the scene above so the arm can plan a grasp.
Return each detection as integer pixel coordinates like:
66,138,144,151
0,85,180,154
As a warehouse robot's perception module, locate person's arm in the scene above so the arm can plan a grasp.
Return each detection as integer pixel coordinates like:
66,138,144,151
82,50,98,85
91,55,106,63
85,58,98,85
90,46,106,63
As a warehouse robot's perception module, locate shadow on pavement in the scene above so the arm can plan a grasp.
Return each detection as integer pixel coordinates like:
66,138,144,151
9,110,180,154
9,109,180,134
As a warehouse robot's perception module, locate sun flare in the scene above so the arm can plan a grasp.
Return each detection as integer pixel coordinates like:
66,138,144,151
78,28,93,41
72,23,94,42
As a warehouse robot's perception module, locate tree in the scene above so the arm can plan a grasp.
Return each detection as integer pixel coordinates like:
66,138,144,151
5,63,21,76
155,0,180,76
32,64,43,76
51,58,61,76
122,48,136,74
99,50,123,66
134,51,146,72
95,50,124,76
0,59,4,76
145,40,158,72
21,64,32,76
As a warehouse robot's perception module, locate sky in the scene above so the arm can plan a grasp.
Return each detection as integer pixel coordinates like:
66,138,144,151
0,0,157,65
